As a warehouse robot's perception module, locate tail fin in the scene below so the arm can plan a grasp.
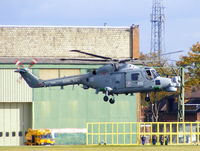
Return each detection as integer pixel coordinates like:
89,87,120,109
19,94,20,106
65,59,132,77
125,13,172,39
15,68,43,88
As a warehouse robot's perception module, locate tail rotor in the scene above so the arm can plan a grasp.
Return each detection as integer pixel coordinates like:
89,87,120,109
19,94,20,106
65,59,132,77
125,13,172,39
15,58,38,69
15,58,38,83
15,60,24,69
28,58,38,68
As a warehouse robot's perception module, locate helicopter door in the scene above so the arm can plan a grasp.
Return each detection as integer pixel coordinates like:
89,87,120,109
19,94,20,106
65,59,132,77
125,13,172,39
109,73,125,89
126,72,143,87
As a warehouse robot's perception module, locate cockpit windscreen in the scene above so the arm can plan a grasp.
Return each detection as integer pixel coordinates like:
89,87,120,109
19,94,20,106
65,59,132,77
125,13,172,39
145,68,159,80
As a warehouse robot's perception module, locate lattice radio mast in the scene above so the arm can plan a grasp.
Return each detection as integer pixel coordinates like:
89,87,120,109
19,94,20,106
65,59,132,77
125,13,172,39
150,0,165,60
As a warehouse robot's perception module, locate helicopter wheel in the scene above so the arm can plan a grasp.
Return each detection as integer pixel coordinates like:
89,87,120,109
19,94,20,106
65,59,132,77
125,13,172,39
145,97,150,102
103,96,109,102
145,93,150,102
109,98,115,104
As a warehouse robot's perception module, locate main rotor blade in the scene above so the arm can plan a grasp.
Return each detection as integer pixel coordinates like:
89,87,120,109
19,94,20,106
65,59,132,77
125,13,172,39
160,50,184,56
60,58,109,62
70,50,114,60
119,58,133,63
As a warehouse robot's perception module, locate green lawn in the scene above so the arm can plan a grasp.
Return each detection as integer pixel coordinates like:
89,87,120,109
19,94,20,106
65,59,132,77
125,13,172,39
0,145,200,151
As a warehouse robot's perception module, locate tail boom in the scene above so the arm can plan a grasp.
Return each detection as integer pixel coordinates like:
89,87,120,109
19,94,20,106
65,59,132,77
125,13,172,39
15,68,43,88
15,68,88,88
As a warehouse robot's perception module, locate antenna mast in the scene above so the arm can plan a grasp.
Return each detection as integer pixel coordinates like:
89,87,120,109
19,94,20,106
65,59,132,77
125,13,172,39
150,0,165,60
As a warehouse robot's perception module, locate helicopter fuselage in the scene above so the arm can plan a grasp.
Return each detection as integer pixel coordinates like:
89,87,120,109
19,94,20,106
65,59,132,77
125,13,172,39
15,62,180,104
15,63,180,95
15,49,181,104
81,64,179,95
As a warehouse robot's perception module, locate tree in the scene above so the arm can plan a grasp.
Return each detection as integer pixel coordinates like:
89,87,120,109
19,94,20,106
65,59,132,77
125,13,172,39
140,53,178,122
141,91,176,122
176,42,200,90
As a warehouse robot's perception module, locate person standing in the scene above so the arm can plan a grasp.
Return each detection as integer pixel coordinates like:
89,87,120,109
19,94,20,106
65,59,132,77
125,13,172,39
165,136,169,145
141,135,146,145
159,135,164,145
152,135,157,145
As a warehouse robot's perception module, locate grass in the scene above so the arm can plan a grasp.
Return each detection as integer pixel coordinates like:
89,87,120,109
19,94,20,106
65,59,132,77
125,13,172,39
0,145,199,151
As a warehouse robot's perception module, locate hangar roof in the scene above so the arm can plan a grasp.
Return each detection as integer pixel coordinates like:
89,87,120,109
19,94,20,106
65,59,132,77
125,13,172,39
0,25,131,28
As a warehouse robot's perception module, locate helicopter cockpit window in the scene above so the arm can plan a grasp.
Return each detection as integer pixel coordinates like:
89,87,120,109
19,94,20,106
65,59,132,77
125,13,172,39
151,70,159,79
145,68,159,80
145,69,153,80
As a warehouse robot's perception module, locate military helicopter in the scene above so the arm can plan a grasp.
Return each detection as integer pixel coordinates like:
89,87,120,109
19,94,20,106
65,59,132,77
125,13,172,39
15,50,180,104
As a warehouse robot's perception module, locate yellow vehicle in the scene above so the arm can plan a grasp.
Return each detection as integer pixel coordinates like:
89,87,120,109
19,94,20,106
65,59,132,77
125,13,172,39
25,129,55,145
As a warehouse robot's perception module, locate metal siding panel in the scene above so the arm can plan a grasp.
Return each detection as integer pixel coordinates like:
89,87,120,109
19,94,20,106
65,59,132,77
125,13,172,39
24,103,32,132
0,103,32,146
4,104,11,131
39,69,59,79
34,86,137,145
33,83,137,129
32,67,137,145
39,69,81,79
16,103,20,145
60,69,80,77
0,103,4,146
4,103,11,145
10,103,18,145
19,103,24,145
0,69,32,102
10,103,17,131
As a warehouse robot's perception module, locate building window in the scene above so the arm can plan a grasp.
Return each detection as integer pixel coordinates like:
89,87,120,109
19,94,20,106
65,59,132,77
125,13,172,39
131,73,139,81
6,132,9,137
19,131,22,137
0,132,2,137
12,132,16,137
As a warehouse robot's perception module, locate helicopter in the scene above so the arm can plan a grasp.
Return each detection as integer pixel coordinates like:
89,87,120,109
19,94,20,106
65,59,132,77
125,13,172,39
15,50,181,104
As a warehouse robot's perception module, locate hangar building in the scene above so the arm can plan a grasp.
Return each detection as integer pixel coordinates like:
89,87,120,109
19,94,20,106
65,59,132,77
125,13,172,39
0,25,140,145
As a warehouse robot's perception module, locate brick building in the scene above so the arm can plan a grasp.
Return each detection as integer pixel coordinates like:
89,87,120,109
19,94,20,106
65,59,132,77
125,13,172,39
0,25,139,59
143,89,200,122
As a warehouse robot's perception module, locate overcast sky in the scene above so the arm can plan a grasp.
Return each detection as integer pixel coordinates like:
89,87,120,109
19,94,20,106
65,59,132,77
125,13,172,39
0,0,200,61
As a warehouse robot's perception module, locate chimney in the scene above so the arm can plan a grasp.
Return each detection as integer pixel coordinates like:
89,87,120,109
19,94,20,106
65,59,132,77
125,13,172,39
131,24,140,59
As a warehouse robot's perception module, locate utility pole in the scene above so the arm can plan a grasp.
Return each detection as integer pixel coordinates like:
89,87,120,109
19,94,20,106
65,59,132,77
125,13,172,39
150,0,165,60
178,67,185,122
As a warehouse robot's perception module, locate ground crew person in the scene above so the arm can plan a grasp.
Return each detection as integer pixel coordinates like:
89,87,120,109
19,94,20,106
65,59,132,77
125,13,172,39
152,135,157,145
165,136,169,145
141,135,146,145
159,135,164,145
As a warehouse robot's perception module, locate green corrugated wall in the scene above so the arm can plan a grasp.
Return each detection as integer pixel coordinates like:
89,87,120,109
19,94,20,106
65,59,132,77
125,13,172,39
0,64,137,144
33,84,136,128
0,64,137,145
32,65,137,145
0,69,32,102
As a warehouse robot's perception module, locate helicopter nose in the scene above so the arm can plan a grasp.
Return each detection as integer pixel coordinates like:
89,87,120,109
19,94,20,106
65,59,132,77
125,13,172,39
171,76,181,88
164,76,181,92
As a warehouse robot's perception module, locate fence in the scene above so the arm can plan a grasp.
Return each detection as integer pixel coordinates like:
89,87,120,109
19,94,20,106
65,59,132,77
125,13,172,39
86,122,200,145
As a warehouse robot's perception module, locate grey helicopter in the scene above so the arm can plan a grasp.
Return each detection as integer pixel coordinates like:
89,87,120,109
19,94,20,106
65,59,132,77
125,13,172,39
15,50,180,104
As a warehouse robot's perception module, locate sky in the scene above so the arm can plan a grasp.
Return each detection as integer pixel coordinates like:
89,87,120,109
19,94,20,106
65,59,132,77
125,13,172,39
0,0,200,61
